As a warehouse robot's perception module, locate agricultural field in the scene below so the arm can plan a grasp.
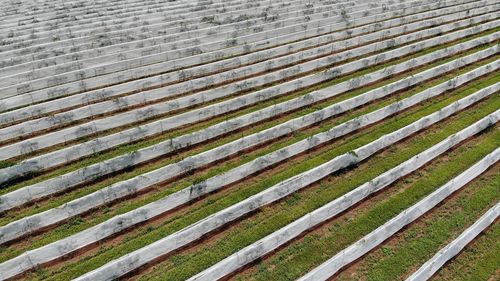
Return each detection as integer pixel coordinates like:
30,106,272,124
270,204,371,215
0,0,498,280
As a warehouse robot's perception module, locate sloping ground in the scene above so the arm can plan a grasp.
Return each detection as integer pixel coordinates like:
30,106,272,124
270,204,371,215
0,0,498,280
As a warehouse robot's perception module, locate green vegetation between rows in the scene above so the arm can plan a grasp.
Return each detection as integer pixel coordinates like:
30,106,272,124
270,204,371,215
431,222,499,281
231,140,499,281
333,168,499,281
23,78,500,280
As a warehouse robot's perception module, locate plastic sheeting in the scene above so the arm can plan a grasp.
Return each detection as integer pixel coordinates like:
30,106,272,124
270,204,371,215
0,0,356,76
0,0,448,98
0,0,482,112
2,7,496,142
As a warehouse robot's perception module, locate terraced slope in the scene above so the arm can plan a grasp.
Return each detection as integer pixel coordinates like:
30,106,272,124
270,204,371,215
0,0,498,280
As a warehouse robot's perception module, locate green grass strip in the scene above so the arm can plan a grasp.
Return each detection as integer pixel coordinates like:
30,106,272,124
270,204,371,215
431,222,500,281
224,130,500,281
333,168,500,281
